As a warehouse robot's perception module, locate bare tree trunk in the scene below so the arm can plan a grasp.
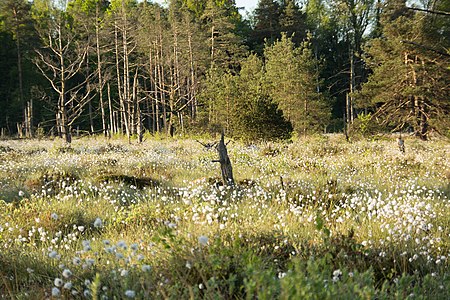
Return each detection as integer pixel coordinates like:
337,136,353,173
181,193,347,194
24,105,29,138
59,24,71,144
13,8,25,133
56,112,61,138
210,25,215,62
88,101,94,133
158,31,167,135
304,96,308,136
114,21,123,134
17,123,23,138
25,100,33,138
132,68,139,136
152,49,160,133
137,108,143,143
107,82,114,135
187,32,197,119
216,132,234,186
349,48,355,124
96,3,106,137
346,93,351,133
121,9,131,143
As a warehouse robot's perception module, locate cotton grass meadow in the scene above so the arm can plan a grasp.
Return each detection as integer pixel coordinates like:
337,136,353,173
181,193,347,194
0,135,449,298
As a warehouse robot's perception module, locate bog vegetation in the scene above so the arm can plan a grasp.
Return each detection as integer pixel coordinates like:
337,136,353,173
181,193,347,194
0,0,449,142
0,134,449,298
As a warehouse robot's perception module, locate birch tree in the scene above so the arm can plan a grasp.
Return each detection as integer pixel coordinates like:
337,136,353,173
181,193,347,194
33,0,93,143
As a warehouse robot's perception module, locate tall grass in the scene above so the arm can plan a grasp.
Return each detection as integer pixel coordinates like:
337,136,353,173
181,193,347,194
0,135,449,299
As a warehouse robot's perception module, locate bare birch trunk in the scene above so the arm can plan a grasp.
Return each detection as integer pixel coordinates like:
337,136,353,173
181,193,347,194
96,3,106,137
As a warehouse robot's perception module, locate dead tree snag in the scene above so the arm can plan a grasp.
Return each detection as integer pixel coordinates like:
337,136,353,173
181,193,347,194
213,132,234,186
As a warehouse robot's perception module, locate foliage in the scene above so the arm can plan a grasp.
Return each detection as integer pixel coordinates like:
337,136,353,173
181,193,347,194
231,54,292,141
264,33,331,135
0,0,448,142
357,0,450,140
199,55,292,141
348,112,384,138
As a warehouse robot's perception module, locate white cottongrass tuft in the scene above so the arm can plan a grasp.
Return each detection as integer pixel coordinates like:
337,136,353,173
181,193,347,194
125,290,136,298
73,257,82,265
198,235,209,246
332,269,342,282
62,269,72,278
51,212,58,220
94,217,103,228
82,240,91,251
141,264,151,272
54,278,63,287
63,281,73,289
117,240,127,249
52,287,61,297
49,250,58,259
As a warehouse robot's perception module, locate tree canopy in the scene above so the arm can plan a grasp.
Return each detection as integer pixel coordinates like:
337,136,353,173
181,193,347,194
0,0,448,141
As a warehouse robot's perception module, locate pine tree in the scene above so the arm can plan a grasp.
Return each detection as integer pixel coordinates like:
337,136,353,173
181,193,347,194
358,0,450,139
250,0,281,53
264,33,330,134
0,0,36,136
201,0,246,71
199,66,238,133
233,54,292,141
279,0,307,45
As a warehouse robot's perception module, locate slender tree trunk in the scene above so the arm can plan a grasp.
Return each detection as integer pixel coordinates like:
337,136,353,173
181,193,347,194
210,25,215,63
304,97,308,136
157,32,167,134
132,67,139,135
114,22,123,134
122,8,131,142
153,50,160,133
88,101,94,133
346,93,351,133
108,82,114,135
58,24,71,144
13,8,25,132
96,3,106,137
27,100,33,137
187,32,197,119
349,48,355,124
137,107,143,143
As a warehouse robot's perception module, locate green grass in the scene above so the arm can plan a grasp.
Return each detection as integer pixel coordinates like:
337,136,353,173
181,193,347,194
0,135,449,299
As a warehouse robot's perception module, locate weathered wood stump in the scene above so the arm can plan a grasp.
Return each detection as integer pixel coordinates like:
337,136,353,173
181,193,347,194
215,132,234,186
398,134,405,153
